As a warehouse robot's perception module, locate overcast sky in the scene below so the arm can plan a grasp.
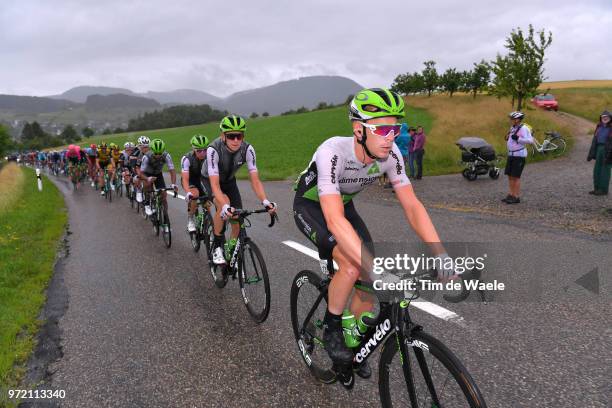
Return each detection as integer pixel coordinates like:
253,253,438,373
1,0,611,97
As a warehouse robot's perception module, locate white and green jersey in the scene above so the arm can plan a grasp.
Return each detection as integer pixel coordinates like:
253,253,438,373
294,136,410,203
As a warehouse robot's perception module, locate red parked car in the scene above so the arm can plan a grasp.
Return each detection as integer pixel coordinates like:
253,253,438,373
532,94,559,111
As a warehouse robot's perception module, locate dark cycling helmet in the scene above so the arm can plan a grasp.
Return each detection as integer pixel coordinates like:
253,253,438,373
220,115,247,133
150,139,166,154
509,111,525,120
191,134,209,149
99,142,108,148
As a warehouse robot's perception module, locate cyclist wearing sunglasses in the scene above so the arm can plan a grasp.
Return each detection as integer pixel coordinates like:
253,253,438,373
293,88,453,377
140,139,178,216
181,134,210,232
202,115,277,265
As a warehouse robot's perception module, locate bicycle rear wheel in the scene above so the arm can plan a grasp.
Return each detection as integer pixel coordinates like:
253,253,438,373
238,240,271,323
161,208,171,248
379,331,487,408
290,270,336,384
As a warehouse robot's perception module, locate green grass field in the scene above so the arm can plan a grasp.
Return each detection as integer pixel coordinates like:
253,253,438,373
0,164,67,403
548,87,612,123
79,106,433,180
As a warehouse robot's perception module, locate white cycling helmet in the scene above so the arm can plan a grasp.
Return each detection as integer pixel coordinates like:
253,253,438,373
509,111,525,120
137,136,150,146
124,142,134,149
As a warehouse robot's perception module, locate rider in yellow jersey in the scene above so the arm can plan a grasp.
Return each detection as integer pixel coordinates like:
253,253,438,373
109,143,122,189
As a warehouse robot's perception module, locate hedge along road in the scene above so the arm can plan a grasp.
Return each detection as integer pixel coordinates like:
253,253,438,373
26,170,610,408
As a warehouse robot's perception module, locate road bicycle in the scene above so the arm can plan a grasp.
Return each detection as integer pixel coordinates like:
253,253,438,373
290,267,487,407
149,185,177,248
187,195,213,253
102,168,112,202
531,131,566,157
208,208,277,323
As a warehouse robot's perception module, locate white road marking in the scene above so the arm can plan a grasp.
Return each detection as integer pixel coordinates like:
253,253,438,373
282,239,466,326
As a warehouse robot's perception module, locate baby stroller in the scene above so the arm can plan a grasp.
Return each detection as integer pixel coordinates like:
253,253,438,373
456,137,501,181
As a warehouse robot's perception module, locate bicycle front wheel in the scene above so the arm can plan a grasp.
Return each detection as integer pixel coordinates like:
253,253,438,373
379,331,487,408
238,240,270,323
161,208,171,248
552,138,566,157
290,270,336,384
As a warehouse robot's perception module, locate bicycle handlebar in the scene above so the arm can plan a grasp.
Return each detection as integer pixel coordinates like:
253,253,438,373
232,208,278,228
152,186,178,198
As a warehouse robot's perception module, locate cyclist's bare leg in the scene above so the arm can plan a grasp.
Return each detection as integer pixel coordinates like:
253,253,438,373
212,193,231,236
187,187,199,215
327,246,374,317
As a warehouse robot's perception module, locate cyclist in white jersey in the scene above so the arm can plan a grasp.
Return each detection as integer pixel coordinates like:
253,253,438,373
293,88,457,377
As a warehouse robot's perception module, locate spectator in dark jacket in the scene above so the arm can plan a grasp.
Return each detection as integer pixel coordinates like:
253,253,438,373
587,110,612,195
409,126,426,179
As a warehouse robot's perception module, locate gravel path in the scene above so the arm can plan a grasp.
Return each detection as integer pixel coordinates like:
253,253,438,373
375,111,611,234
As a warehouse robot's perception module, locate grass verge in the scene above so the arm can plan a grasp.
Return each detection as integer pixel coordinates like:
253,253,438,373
0,163,67,402
78,105,432,180
406,94,574,175
545,87,612,123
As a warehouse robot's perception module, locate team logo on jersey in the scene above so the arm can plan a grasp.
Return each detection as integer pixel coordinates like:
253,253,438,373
330,155,338,183
367,163,380,175
389,150,403,175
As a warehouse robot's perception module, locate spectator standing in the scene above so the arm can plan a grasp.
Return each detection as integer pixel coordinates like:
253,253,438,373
502,111,534,204
410,125,426,179
587,110,612,196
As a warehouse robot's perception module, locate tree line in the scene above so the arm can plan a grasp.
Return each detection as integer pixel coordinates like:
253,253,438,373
391,25,552,110
127,104,227,131
5,122,98,151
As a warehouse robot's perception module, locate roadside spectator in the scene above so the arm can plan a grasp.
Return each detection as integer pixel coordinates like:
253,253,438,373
502,111,534,204
587,110,612,196
410,125,426,179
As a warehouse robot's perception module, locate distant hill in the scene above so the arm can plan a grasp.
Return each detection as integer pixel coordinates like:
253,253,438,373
0,94,78,114
49,86,137,103
85,94,161,111
222,76,363,115
141,89,222,105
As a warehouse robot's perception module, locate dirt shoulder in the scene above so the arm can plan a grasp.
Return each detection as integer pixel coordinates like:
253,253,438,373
372,111,611,235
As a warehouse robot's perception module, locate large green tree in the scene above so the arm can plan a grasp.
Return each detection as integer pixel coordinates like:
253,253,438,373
82,126,95,138
464,60,491,98
61,125,80,143
491,25,552,110
440,68,462,97
422,61,439,97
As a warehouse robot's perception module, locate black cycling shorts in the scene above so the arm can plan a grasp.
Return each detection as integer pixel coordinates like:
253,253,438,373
293,197,373,262
144,172,166,189
202,177,242,209
505,156,526,178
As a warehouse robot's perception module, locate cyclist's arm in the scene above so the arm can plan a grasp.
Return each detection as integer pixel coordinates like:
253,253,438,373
394,184,445,256
518,126,534,145
320,194,371,270
139,155,149,180
245,146,268,203
206,148,229,207
180,156,191,191
164,153,176,185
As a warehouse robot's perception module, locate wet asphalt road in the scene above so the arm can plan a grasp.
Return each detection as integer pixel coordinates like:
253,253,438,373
40,173,610,408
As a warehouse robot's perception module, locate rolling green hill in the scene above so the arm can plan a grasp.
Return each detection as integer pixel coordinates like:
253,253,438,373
81,106,432,181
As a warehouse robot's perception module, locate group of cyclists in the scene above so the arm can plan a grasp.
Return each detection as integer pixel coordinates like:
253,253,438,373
24,87,468,395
